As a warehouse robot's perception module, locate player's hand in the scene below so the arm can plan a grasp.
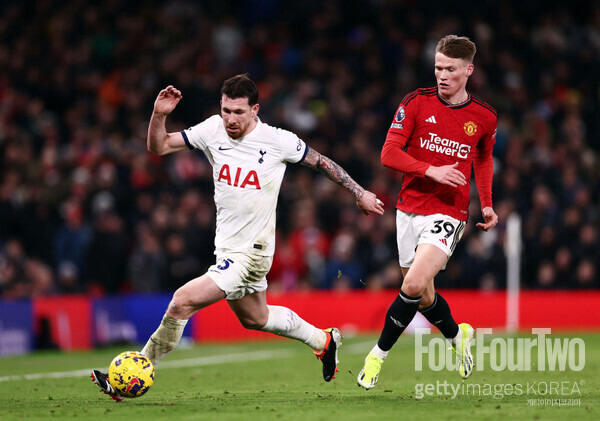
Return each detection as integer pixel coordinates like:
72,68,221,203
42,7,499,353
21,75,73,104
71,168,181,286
154,85,182,115
356,191,384,216
476,207,498,232
425,162,466,187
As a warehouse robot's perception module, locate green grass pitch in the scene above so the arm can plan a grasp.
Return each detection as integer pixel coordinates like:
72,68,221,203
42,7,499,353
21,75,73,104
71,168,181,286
0,333,598,420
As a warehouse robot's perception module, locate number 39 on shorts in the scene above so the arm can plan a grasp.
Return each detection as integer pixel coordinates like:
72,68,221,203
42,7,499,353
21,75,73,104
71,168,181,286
428,218,465,253
430,220,456,238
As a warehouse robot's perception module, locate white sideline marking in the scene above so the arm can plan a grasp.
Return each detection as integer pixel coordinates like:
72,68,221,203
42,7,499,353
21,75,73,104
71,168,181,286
0,340,375,383
0,349,294,382
159,349,296,369
0,368,94,382
342,341,375,354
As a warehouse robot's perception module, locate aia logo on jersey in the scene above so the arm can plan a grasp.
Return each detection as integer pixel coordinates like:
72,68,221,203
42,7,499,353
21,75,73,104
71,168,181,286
463,121,477,136
218,164,261,189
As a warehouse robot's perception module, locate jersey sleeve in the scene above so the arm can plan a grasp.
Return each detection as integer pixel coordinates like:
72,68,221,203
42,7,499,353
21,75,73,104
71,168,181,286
278,128,307,163
381,94,430,177
180,115,221,151
473,117,497,209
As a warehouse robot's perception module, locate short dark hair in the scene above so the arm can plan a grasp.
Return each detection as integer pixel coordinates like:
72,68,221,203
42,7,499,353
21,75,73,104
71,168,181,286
436,35,476,63
221,74,259,105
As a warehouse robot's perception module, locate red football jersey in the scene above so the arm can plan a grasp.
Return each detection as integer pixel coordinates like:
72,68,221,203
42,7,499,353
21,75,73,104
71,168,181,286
382,87,497,221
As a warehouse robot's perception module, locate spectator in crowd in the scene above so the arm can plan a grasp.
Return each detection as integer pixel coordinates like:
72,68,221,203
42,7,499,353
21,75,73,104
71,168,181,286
321,231,364,290
128,224,167,292
53,200,92,284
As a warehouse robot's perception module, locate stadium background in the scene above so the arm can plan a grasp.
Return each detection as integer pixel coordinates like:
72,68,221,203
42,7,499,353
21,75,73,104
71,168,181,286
1,0,599,353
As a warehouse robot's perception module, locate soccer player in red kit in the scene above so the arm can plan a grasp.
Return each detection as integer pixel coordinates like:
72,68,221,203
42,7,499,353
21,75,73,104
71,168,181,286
358,35,498,389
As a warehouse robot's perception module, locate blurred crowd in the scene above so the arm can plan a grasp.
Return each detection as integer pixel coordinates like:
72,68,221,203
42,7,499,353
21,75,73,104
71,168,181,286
1,0,599,298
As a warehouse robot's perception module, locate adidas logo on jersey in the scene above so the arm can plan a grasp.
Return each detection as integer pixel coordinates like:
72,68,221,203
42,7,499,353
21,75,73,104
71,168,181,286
425,116,437,123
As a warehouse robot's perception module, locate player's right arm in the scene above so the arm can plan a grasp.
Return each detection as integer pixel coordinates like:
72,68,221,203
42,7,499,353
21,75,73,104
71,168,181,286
383,128,466,187
147,85,188,156
381,98,466,187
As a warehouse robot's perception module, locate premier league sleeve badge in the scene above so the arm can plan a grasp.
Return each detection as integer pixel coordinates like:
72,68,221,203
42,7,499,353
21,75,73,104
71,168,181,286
390,105,405,129
394,105,405,123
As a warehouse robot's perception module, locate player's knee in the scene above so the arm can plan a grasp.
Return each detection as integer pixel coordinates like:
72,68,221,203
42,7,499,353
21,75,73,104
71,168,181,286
167,290,192,319
238,315,266,330
401,277,426,298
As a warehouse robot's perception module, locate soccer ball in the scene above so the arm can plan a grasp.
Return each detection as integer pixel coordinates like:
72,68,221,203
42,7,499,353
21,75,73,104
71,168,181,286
108,351,154,398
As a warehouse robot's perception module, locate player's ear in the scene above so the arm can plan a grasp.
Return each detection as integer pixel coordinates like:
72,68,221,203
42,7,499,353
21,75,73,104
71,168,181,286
252,103,260,118
466,63,474,77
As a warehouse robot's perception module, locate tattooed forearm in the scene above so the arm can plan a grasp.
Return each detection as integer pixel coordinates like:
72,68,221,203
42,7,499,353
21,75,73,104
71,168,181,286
301,147,365,200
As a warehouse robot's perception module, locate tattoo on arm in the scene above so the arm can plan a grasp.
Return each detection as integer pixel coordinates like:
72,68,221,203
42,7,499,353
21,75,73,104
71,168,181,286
301,147,365,200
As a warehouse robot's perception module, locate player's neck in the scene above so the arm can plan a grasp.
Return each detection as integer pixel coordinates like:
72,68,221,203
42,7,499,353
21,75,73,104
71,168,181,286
237,118,259,139
440,90,469,105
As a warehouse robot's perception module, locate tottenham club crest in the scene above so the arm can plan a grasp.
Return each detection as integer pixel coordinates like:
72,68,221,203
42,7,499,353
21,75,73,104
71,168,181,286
463,121,477,136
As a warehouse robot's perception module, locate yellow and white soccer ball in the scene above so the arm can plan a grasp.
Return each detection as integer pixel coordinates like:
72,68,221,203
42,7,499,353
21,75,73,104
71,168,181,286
108,351,154,398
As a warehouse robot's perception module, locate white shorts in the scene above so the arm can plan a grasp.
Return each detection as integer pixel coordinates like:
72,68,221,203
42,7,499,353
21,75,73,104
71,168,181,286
396,210,466,269
207,252,273,300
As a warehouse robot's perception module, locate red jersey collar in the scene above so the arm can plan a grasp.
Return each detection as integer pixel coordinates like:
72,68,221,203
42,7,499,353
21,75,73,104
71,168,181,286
437,90,472,109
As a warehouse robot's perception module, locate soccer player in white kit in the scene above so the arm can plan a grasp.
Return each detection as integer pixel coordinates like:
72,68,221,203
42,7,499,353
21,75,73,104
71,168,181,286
91,74,384,401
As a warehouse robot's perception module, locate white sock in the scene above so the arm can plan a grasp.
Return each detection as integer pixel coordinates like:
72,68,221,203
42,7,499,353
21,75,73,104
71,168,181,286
370,344,389,360
260,305,327,351
140,314,188,366
451,326,463,346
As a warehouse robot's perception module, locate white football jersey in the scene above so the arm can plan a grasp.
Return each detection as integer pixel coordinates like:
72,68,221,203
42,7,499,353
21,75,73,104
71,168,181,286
181,115,307,256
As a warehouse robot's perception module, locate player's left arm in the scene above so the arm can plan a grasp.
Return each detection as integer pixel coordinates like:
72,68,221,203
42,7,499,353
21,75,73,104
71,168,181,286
473,125,498,232
300,146,384,216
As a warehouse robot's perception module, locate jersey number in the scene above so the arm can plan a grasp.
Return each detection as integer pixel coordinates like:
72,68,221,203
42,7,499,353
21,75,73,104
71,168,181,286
431,220,455,239
217,258,234,270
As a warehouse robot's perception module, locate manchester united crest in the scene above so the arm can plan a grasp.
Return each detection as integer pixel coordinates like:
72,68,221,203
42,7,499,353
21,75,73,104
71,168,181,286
463,121,477,136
